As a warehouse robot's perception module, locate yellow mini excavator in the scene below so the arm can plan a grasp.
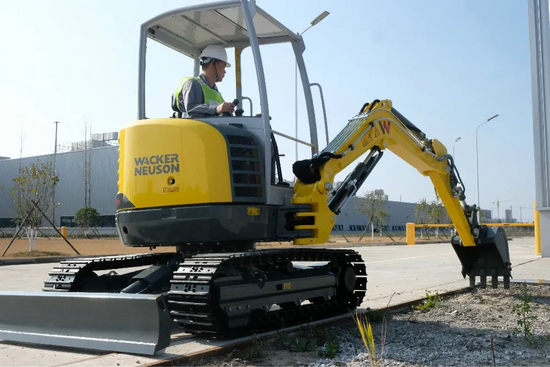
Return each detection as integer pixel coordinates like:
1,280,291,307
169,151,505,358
0,0,511,356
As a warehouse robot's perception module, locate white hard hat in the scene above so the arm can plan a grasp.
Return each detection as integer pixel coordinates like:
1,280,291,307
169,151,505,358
199,45,231,67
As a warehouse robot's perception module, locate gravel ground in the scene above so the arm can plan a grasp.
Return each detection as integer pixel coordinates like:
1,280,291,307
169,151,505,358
185,283,550,367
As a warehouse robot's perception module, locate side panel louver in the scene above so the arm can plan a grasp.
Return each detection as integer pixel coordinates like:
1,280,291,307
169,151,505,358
226,134,265,202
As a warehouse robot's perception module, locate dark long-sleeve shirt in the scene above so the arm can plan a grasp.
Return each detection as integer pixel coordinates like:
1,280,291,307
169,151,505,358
180,74,221,117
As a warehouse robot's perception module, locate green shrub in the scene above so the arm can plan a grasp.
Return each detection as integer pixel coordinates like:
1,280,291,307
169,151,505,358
290,336,316,352
318,340,339,359
414,291,441,311
512,284,538,343
366,307,385,322
74,207,100,237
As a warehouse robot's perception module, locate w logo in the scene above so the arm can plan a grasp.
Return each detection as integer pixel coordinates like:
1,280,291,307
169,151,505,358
381,121,391,134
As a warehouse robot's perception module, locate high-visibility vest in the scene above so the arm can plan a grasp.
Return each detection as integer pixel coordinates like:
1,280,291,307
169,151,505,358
172,77,224,113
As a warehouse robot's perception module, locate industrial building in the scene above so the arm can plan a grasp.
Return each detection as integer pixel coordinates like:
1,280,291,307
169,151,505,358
0,137,417,234
505,209,515,223
0,137,118,231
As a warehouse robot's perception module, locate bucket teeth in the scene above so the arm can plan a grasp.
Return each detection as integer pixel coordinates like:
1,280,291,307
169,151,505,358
453,226,512,291
468,269,511,290
480,269,487,288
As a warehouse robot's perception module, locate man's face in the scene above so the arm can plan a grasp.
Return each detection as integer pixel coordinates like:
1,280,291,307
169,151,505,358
215,60,227,81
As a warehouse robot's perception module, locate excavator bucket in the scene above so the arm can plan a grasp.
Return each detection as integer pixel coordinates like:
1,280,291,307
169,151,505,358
0,292,171,355
451,226,512,289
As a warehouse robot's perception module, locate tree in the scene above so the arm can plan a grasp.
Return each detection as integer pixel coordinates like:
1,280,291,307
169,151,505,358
428,200,447,224
479,209,488,223
74,207,100,238
415,198,430,239
356,190,389,240
415,198,430,224
428,199,447,237
10,161,59,252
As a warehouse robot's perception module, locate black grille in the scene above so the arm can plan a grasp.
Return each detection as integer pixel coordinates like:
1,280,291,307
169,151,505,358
232,160,260,171
226,133,263,200
230,147,258,159
227,135,256,146
234,186,263,198
233,173,262,184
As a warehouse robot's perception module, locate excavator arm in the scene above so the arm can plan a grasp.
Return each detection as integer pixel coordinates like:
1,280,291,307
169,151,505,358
292,99,511,287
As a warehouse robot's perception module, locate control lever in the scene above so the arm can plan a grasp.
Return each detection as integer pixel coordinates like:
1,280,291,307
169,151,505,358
222,99,243,117
234,99,244,117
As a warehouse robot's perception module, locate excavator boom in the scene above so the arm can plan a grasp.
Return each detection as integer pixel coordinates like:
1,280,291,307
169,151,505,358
292,99,511,286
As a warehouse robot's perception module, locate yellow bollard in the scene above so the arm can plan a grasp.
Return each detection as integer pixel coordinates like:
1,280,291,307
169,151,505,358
406,222,415,245
534,201,541,256
61,226,67,239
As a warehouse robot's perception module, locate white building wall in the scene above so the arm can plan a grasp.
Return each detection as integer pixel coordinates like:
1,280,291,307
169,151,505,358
0,146,118,226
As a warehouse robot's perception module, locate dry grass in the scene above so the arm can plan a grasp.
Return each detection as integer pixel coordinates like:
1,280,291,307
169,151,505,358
0,238,175,258
9,251,66,258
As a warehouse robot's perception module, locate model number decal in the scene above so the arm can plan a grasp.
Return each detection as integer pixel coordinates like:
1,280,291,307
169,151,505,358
163,187,179,193
134,154,180,176
247,207,261,216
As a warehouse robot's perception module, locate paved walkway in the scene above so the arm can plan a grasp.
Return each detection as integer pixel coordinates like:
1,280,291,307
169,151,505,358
0,238,546,366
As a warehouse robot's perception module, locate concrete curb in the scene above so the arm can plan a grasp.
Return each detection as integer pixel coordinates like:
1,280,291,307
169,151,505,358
260,240,450,250
511,278,550,285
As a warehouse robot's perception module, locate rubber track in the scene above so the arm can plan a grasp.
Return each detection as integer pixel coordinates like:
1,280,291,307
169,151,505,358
43,253,176,292
168,248,367,336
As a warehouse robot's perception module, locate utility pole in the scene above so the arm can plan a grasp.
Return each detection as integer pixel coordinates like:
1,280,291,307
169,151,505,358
452,137,461,159
53,121,59,225
476,114,499,209
17,131,24,226
83,122,92,208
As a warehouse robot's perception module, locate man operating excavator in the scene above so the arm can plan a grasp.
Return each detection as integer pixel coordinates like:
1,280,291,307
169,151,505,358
171,45,235,118
0,2,512,357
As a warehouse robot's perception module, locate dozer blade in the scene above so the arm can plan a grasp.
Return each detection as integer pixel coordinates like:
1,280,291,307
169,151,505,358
0,292,171,355
452,226,512,289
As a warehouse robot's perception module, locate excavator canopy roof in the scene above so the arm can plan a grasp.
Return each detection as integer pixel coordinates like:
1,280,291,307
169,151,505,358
143,0,299,59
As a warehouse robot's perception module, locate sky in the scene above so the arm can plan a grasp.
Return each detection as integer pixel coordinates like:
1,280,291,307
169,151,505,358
0,0,537,221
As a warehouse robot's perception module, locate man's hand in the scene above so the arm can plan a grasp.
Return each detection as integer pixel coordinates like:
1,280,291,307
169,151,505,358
216,102,235,115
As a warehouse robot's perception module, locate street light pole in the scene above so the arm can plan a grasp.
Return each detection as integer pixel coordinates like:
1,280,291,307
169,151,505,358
295,11,329,163
475,114,499,209
53,121,59,225
452,136,461,159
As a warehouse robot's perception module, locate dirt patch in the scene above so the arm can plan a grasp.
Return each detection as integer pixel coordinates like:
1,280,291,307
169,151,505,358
186,284,550,367
0,235,443,259
9,251,66,257
0,238,176,258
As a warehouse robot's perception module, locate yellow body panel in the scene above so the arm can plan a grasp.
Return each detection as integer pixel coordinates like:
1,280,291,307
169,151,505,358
292,100,476,247
118,118,232,209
